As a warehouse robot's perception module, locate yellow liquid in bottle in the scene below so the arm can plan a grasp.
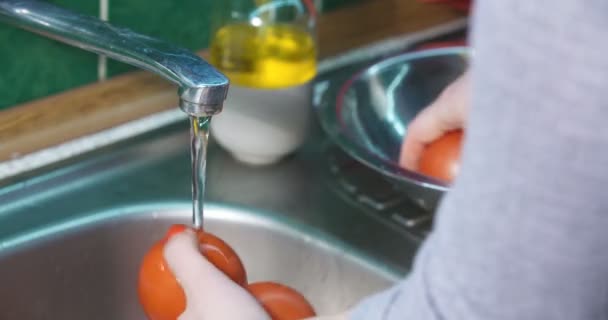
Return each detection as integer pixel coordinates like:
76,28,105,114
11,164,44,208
209,23,316,89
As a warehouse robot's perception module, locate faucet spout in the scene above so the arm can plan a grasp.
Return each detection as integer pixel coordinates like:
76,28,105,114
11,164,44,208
0,0,229,117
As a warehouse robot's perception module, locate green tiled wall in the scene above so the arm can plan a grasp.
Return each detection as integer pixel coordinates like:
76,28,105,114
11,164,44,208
0,0,98,110
0,0,360,111
107,0,215,77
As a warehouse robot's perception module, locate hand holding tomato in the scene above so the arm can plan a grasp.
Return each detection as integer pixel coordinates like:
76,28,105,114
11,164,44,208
138,224,320,320
399,70,470,172
137,225,254,320
163,229,270,320
418,130,463,183
163,231,319,320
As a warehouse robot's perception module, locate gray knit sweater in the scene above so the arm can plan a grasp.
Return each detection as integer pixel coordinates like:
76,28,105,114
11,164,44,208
352,1,608,319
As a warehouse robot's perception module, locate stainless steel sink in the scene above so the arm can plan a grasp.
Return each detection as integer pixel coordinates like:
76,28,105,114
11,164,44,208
0,203,397,319
0,121,419,319
0,24,470,319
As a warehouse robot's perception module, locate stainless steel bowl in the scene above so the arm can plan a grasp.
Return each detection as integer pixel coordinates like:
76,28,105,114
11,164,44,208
316,47,469,210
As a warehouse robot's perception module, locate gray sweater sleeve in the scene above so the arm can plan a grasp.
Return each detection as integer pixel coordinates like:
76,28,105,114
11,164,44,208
351,1,608,319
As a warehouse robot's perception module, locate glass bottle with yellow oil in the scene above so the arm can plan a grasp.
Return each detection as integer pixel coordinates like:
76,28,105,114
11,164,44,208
209,0,318,165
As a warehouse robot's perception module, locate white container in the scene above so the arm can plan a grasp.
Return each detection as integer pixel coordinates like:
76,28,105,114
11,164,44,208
211,83,312,166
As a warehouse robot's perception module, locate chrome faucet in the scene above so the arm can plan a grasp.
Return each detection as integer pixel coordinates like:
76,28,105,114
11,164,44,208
0,0,229,117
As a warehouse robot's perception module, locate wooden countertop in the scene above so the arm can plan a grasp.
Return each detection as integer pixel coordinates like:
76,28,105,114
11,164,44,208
0,0,465,162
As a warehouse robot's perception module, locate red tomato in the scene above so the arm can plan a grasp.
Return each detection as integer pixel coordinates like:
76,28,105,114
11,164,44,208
164,224,188,240
138,239,185,320
197,231,248,286
137,224,247,320
418,130,463,183
248,281,316,320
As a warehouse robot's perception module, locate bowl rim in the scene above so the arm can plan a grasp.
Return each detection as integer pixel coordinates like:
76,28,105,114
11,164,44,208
317,46,470,193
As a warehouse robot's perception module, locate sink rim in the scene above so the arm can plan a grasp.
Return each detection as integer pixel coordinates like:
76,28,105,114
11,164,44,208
0,201,402,282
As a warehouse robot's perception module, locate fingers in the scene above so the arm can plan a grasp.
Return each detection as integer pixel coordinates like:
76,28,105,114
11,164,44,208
164,230,241,295
399,71,470,170
400,104,450,170
164,230,271,320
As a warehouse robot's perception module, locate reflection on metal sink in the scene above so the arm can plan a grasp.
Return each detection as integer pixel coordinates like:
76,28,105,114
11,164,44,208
0,203,397,319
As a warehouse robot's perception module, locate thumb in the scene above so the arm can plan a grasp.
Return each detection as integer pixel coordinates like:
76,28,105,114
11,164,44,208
164,230,227,289
164,230,270,320
399,103,451,170
399,71,469,170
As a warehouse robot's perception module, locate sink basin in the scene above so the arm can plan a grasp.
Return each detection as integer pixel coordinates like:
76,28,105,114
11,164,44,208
0,116,421,319
0,203,397,319
0,28,474,318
